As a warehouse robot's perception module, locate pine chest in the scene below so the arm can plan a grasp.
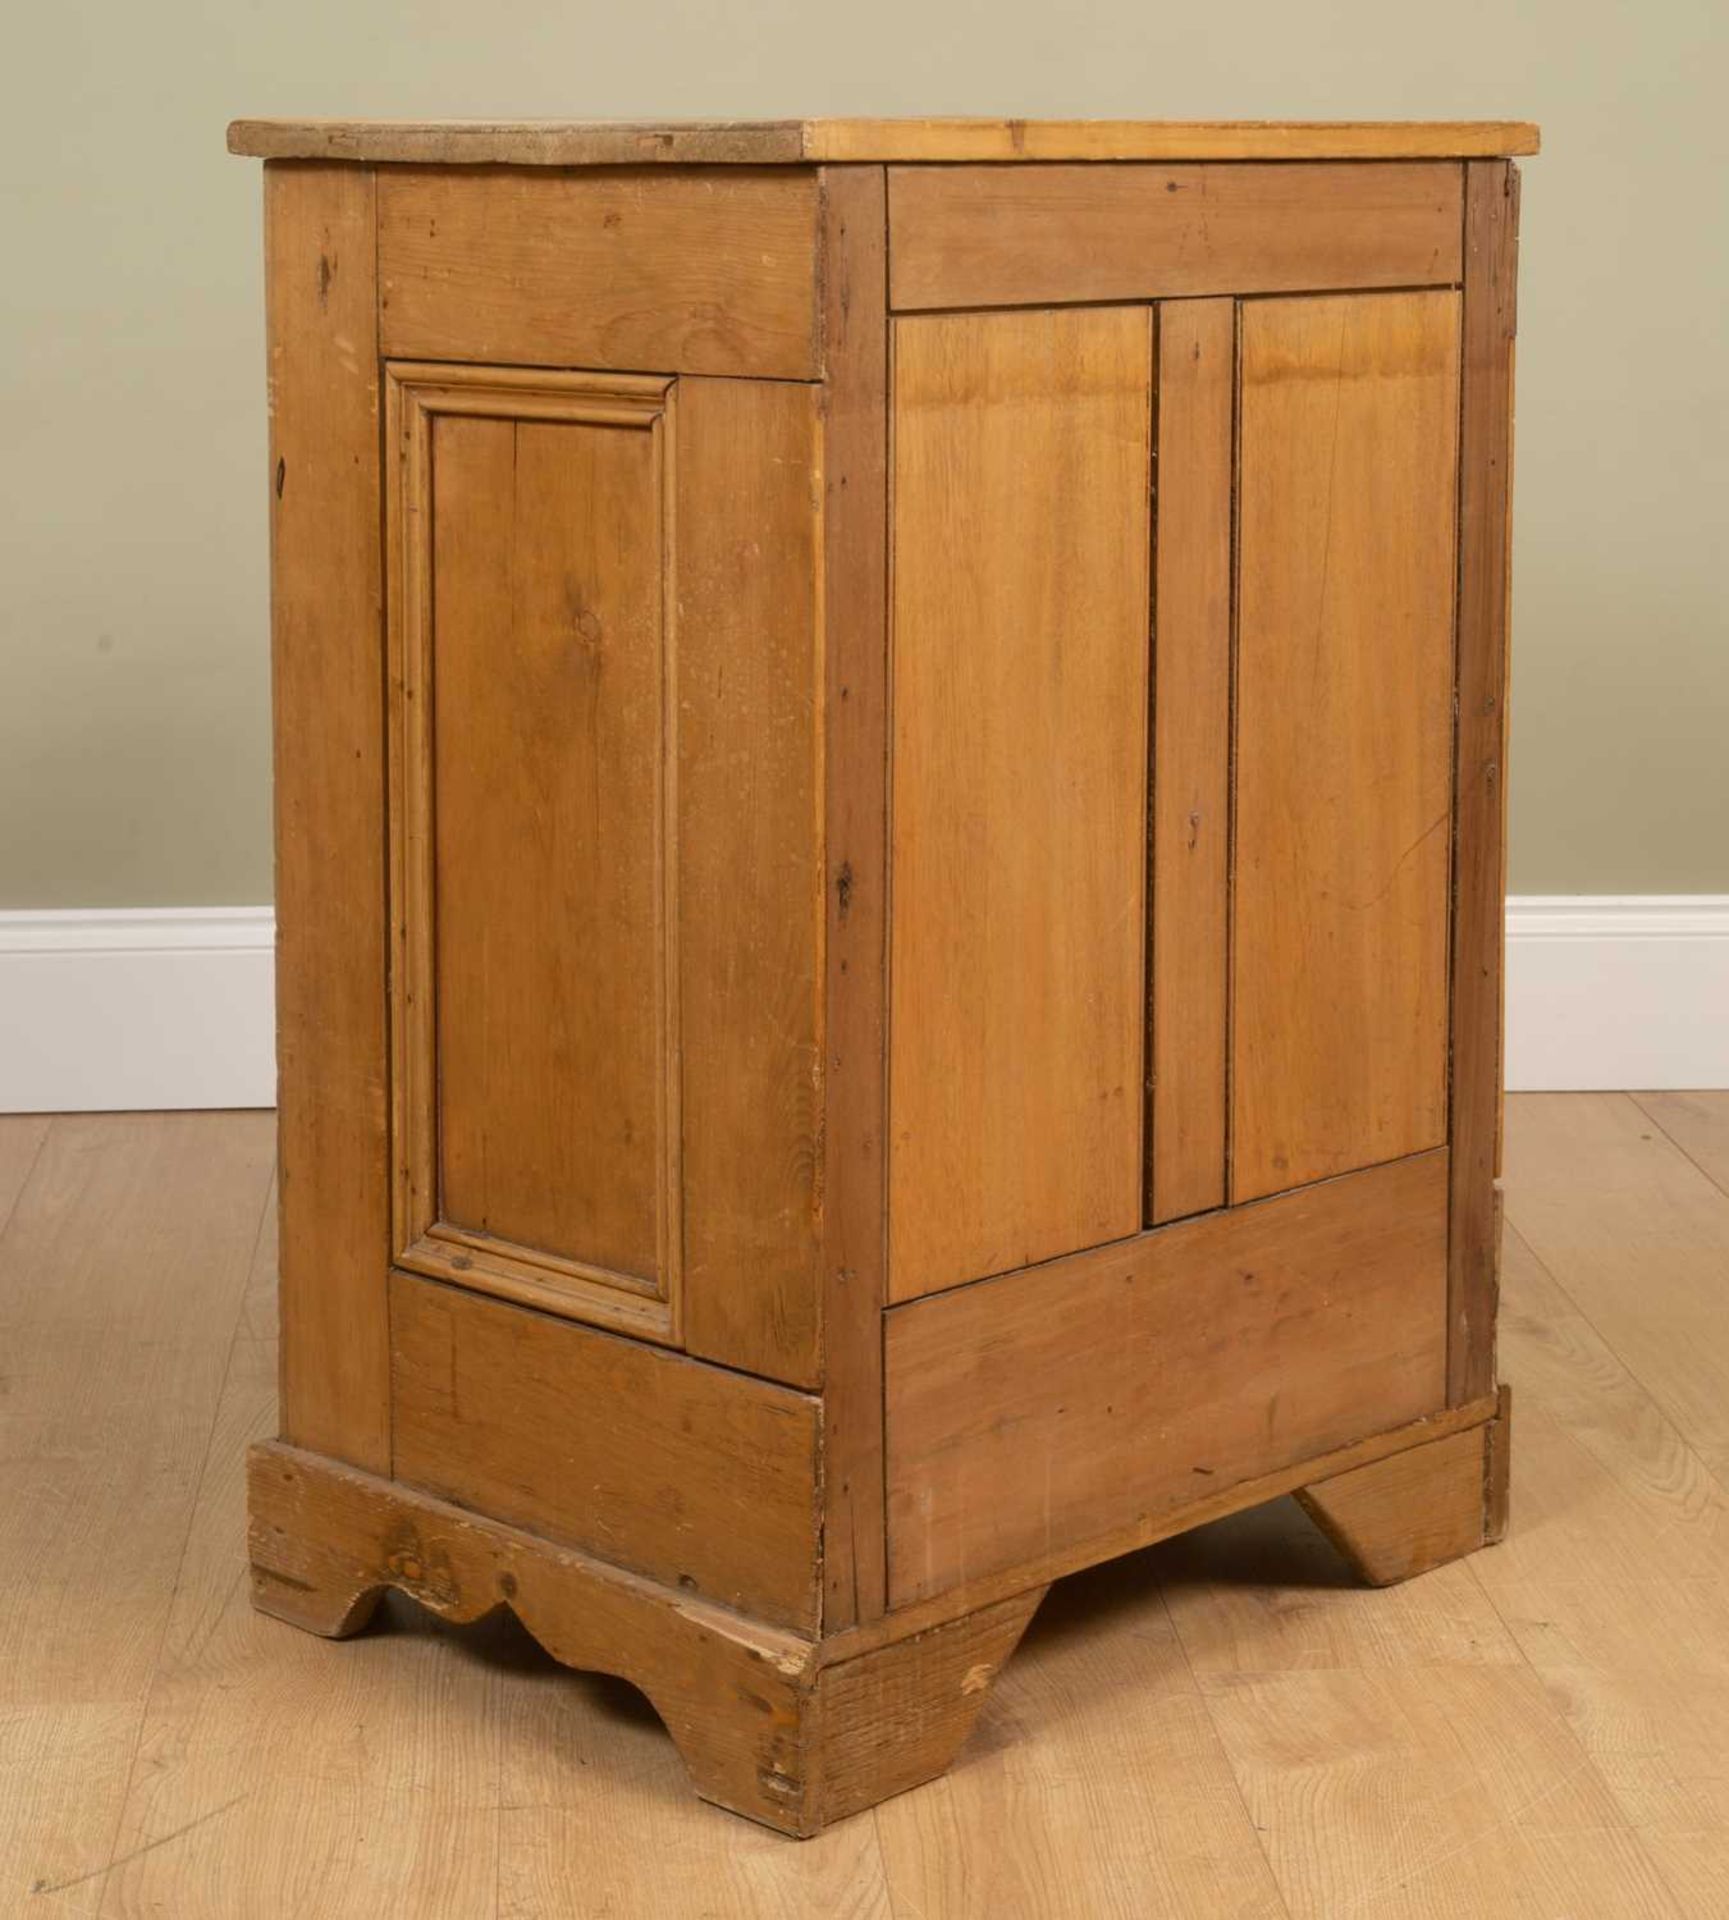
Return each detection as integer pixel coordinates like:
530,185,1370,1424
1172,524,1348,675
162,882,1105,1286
230,114,1535,1834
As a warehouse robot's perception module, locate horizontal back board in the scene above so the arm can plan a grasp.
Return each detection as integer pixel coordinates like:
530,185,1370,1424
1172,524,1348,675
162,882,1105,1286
886,1150,1450,1603
889,163,1464,311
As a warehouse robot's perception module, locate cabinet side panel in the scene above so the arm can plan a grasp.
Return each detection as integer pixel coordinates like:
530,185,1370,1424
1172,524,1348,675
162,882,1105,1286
432,413,665,1282
266,162,391,1471
1149,298,1234,1224
889,307,1152,1301
1232,291,1459,1203
885,1149,1448,1604
817,166,892,1628
678,376,824,1386
390,1272,822,1630
1449,162,1520,1405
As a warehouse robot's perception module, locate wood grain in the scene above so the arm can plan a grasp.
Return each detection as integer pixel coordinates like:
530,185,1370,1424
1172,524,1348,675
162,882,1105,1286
816,166,892,1628
1636,1089,1729,1194
873,1559,1288,1917
676,376,823,1386
1232,290,1459,1203
810,1590,1046,1828
265,161,391,1470
888,306,1152,1300
1482,1194,1729,1914
390,363,827,1372
425,397,669,1289
230,118,1541,166
382,368,680,1339
377,167,821,379
1172,1331,1682,1920
217,140,1553,1859
29,1096,1723,1911
1485,1379,1513,1542
1149,298,1234,1225
0,1124,275,1901
885,1149,1450,1604
1450,160,1522,1405
889,163,1462,311
1158,1469,1520,1678
0,1115,48,1233
388,1272,821,1629
831,1395,1496,1664
1502,1091,1729,1483
106,1272,515,1917
495,1718,893,1915
248,1442,820,1832
812,119,1538,164
1296,1394,1507,1585
1198,1664,1677,1918
248,1442,1046,1838
1158,1254,1680,1918
0,1114,274,1706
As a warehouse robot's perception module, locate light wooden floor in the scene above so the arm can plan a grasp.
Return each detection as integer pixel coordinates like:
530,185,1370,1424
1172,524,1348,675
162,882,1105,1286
3,1095,1728,1917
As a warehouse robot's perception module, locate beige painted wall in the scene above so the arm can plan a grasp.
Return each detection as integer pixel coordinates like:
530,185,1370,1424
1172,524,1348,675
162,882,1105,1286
1,0,1723,906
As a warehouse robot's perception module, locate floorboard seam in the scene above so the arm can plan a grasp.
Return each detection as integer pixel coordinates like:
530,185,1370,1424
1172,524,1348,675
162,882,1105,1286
0,1114,55,1265
1155,1581,1297,1920
1499,1209,1729,1507
88,1144,276,1914
1628,1090,1729,1202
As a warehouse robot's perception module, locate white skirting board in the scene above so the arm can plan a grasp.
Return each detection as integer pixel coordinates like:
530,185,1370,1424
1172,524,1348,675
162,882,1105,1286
1503,896,1729,1092
0,909,276,1112
0,898,1725,1112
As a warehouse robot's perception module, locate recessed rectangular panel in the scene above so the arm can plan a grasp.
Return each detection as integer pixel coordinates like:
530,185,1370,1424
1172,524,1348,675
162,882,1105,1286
388,362,829,1368
430,410,666,1282
386,365,678,1340
1232,292,1459,1203
888,307,1152,1301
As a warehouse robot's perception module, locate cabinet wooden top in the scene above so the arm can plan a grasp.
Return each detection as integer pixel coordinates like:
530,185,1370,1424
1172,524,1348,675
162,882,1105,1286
227,117,1539,166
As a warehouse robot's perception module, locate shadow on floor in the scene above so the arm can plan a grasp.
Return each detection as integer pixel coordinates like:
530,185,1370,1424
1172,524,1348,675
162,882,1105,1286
1021,1491,1360,1659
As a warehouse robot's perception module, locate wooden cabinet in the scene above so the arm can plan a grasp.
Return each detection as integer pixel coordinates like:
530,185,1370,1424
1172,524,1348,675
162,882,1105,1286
232,115,1535,1835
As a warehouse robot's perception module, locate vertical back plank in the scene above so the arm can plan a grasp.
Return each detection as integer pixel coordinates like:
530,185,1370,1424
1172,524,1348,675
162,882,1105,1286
1149,299,1235,1224
265,162,391,1471
1449,162,1521,1405
889,306,1152,1301
1231,290,1459,1205
679,375,825,1386
817,167,891,1626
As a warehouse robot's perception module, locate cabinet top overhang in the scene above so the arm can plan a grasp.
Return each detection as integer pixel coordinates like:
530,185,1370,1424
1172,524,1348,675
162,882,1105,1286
227,116,1540,167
